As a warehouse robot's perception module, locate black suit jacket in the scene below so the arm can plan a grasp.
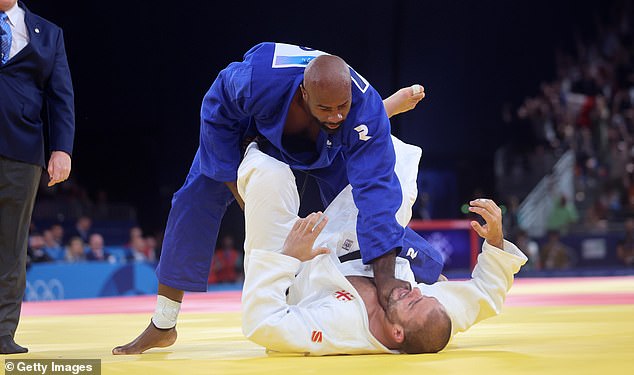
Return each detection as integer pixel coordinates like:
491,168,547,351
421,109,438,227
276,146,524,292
0,1,74,167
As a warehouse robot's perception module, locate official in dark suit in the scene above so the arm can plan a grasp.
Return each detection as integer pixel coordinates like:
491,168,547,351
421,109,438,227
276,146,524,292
0,0,74,354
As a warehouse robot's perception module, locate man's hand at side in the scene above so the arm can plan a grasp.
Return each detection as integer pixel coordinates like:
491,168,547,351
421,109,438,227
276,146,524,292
47,151,71,187
282,212,330,262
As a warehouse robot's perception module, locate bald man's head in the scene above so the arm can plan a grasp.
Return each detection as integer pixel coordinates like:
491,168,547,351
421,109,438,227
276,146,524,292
301,55,352,134
385,287,452,354
401,304,452,354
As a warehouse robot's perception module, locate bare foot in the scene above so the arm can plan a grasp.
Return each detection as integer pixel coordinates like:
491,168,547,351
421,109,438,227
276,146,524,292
112,321,177,355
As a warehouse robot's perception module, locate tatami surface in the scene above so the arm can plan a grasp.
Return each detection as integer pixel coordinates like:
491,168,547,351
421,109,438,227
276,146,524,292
2,276,633,375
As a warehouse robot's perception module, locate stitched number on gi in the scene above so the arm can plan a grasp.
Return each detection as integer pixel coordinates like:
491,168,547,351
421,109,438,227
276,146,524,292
272,43,370,93
354,124,372,141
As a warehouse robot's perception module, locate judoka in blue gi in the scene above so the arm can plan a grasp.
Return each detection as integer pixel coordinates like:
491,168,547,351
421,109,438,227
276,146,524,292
113,42,426,355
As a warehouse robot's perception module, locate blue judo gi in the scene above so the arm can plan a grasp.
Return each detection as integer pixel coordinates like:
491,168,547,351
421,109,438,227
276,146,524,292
157,43,440,291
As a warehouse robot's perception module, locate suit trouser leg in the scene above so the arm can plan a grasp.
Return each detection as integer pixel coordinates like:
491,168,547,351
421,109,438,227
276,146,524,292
0,157,41,337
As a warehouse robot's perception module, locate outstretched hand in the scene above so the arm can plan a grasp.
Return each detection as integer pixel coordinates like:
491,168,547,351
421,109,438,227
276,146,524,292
383,84,426,118
282,212,330,262
468,199,504,249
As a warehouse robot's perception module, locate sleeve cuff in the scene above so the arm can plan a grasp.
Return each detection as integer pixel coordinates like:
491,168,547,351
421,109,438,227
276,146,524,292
483,239,529,264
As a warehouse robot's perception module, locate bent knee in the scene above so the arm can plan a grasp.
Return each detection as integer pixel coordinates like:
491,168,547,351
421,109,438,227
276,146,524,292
238,150,294,195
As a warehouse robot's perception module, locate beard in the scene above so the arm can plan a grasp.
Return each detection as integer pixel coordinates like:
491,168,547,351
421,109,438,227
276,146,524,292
319,121,343,134
308,112,344,135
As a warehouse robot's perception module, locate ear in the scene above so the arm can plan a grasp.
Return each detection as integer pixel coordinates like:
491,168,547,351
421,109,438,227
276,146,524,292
391,323,405,344
301,83,308,100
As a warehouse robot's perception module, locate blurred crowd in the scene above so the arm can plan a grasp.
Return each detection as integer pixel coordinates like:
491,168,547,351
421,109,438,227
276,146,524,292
27,214,244,285
27,216,160,266
497,2,634,270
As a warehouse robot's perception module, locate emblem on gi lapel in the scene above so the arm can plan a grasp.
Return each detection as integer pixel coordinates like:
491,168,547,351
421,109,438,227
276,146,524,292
334,290,354,302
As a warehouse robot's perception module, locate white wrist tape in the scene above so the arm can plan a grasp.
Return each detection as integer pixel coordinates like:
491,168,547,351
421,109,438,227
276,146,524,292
151,295,181,329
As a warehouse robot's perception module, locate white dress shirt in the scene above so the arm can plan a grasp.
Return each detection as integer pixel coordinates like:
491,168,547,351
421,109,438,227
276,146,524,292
4,1,29,59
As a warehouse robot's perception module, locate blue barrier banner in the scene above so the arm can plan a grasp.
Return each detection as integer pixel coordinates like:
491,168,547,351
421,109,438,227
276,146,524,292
26,262,158,301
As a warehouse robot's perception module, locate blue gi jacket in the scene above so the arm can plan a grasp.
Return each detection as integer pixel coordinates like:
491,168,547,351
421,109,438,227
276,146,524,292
199,42,404,264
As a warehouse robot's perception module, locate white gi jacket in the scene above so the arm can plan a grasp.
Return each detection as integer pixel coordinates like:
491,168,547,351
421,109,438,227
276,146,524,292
242,239,527,355
238,139,528,355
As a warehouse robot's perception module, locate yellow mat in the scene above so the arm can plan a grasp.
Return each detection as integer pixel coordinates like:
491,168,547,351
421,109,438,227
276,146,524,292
3,278,634,375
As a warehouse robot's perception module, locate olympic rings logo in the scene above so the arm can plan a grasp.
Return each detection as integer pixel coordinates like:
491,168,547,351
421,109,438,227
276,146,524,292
25,279,65,301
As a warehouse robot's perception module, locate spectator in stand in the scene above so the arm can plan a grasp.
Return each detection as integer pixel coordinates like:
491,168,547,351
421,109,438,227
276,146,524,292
42,228,64,260
50,224,64,247
616,218,634,266
546,195,579,234
126,226,155,262
503,195,521,240
541,230,575,270
128,235,150,262
64,236,86,262
65,216,93,244
514,230,540,271
497,5,634,239
145,235,158,263
86,233,114,263
127,226,142,244
208,235,241,284
26,233,52,264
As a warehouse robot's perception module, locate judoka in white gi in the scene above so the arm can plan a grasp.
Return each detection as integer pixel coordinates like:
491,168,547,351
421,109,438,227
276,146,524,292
238,139,528,355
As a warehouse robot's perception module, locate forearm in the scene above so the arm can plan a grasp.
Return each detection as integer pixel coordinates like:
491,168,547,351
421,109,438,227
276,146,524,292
382,96,399,118
382,85,425,118
372,248,399,281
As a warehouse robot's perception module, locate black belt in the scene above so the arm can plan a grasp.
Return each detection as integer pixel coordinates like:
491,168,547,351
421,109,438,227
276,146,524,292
338,250,362,263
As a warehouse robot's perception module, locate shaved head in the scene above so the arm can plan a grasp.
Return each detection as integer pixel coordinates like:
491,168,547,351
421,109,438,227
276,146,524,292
304,55,351,93
301,55,352,134
401,304,452,354
385,287,452,354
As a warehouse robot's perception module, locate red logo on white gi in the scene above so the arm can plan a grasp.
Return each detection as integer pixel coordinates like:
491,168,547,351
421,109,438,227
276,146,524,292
334,290,354,302
311,330,323,343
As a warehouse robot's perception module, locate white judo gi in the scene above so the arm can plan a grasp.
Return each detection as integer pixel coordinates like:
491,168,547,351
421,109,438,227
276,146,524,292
238,139,528,356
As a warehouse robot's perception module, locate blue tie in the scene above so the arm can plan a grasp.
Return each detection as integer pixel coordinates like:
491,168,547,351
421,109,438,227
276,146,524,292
0,11,11,65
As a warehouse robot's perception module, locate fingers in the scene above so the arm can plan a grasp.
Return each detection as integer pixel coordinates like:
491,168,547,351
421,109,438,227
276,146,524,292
470,220,487,237
469,199,501,220
293,212,328,235
291,218,303,232
468,205,496,224
312,213,328,236
47,152,71,187
48,165,67,187
296,216,310,233
469,199,504,247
